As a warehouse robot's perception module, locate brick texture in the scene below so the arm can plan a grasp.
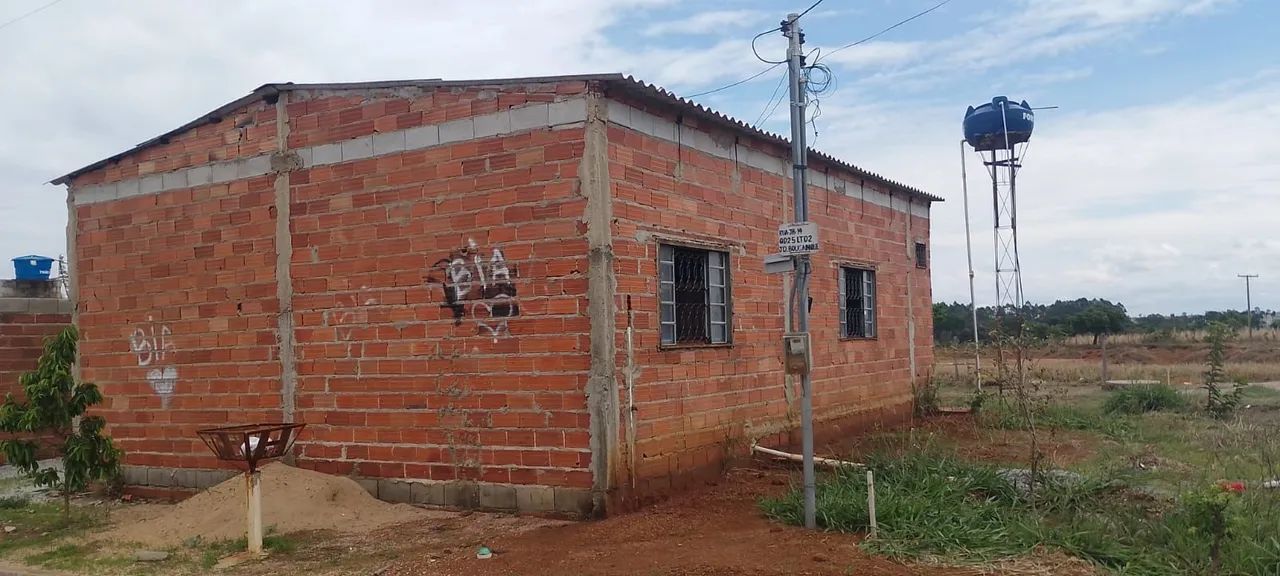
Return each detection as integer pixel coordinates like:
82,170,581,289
63,79,933,513
605,95,933,505
0,309,72,461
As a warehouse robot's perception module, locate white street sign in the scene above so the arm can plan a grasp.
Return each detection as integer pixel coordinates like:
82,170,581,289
778,221,819,255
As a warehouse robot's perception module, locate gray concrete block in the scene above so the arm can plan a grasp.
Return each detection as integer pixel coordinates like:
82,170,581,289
404,125,439,150
172,469,197,488
240,155,271,177
187,165,212,186
211,161,239,183
479,484,517,510
74,186,108,205
652,116,676,142
510,104,549,132
161,170,188,191
146,467,172,487
197,469,234,489
553,487,593,517
372,131,406,155
117,179,141,198
442,481,479,508
473,110,510,138
548,99,586,126
514,485,555,513
630,110,656,137
295,147,313,168
311,143,342,166
378,479,412,503
24,298,72,314
607,100,632,128
121,466,148,486
409,481,444,506
356,477,379,497
438,118,474,144
139,175,163,195
341,137,374,161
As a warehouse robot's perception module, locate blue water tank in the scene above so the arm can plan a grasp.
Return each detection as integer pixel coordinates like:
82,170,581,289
12,255,54,281
963,96,1034,151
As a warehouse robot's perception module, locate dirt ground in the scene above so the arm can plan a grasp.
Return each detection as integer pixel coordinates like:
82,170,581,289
381,463,1091,576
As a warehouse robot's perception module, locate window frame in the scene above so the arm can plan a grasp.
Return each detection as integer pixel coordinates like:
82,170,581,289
657,242,733,349
838,265,878,340
914,241,928,269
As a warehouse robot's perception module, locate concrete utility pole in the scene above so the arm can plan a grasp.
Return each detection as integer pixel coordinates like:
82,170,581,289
782,12,816,530
1239,274,1259,339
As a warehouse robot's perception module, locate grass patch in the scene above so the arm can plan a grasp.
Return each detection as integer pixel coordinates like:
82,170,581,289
763,448,1280,574
1103,383,1188,414
978,402,1134,439
0,501,105,557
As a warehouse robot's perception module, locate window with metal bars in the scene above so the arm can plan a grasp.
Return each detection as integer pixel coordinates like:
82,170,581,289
915,242,928,269
839,267,876,339
659,244,730,345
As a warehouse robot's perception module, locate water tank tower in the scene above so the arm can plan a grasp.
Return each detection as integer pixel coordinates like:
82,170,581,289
961,97,1035,317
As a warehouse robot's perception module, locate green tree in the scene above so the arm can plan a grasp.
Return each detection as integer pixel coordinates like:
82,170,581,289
0,326,121,519
1069,304,1129,345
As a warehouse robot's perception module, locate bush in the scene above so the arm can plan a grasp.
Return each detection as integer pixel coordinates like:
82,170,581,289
1104,384,1187,415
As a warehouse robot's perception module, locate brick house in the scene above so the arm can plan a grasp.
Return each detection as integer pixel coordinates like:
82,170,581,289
53,74,937,516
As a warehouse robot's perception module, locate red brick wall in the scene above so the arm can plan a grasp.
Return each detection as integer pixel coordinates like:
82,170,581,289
0,307,73,461
284,84,596,489
605,99,933,500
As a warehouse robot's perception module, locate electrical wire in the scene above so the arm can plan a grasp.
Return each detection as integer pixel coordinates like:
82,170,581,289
817,0,954,64
686,0,826,99
0,0,67,31
753,68,789,127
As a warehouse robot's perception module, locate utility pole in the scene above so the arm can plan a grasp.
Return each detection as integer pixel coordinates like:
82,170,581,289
1239,274,1259,339
782,11,815,530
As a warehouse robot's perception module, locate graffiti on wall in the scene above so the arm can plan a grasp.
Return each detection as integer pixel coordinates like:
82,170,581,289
428,239,520,342
129,317,177,407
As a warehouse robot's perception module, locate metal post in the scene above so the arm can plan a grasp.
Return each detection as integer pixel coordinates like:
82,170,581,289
1239,274,1258,339
959,141,981,392
783,12,815,530
246,471,263,555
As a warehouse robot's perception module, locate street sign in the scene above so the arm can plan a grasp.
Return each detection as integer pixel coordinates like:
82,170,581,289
778,221,819,255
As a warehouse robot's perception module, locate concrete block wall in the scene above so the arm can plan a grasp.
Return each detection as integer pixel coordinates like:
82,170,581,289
603,94,933,504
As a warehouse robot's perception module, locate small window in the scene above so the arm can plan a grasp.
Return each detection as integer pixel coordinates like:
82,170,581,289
914,242,928,269
839,267,876,338
659,244,730,345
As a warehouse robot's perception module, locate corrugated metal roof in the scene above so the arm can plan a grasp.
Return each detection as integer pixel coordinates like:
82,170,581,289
51,73,940,202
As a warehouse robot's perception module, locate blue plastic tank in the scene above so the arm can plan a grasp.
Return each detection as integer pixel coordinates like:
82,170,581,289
12,255,54,280
964,96,1034,151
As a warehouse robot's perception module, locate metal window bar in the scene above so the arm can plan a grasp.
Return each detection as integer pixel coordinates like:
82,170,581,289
659,245,676,344
838,267,848,337
708,251,729,344
863,270,877,338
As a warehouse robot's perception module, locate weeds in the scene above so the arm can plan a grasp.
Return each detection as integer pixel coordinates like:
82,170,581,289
763,449,1280,574
980,403,1133,439
1103,383,1188,415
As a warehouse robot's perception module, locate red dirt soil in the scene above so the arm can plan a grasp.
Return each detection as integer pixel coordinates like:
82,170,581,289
384,461,1094,576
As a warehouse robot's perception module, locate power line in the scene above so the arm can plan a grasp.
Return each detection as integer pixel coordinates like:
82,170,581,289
817,0,954,64
686,0,826,99
753,69,789,127
0,0,67,32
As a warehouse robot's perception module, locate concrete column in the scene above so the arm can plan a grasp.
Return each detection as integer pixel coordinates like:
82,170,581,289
271,91,300,425
581,89,618,516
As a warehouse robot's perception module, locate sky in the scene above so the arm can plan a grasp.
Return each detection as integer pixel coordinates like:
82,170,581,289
0,0,1276,316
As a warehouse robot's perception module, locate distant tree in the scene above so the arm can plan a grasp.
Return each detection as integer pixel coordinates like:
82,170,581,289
1069,304,1129,345
0,326,122,520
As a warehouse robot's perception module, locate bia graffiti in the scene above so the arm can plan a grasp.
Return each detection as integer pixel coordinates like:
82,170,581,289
128,317,177,407
428,239,519,342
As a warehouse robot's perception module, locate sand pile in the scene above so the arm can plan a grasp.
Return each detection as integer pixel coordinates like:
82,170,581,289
108,463,425,546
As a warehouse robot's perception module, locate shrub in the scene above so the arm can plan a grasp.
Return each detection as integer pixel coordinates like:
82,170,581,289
1103,384,1188,415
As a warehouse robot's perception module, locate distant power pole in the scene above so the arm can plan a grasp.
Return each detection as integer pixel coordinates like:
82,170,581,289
1238,274,1259,339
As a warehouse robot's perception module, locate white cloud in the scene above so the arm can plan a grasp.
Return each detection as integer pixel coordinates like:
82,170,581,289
809,73,1280,314
643,9,766,36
